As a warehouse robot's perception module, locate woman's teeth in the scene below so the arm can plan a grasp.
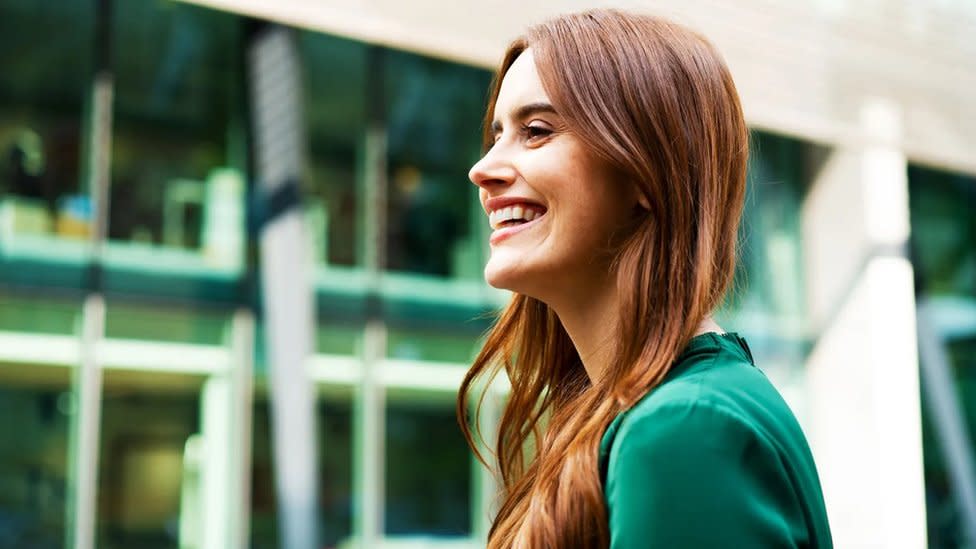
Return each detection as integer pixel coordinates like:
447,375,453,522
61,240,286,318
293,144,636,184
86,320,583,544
489,205,544,230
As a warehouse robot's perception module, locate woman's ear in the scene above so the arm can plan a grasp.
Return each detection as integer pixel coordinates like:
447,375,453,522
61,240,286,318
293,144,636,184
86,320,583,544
637,192,650,210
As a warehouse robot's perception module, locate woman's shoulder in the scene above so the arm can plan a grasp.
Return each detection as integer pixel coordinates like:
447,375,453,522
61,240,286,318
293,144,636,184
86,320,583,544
608,332,801,445
598,333,833,548
599,332,819,488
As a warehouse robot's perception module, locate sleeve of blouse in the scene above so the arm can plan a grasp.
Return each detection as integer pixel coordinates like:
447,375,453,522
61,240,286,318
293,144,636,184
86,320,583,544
605,401,801,549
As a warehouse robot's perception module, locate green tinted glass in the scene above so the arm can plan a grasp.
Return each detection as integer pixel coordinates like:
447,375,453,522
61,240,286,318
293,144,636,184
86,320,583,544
301,32,368,268
96,370,203,549
385,399,471,537
384,50,491,279
0,0,91,254
109,1,245,269
909,165,976,549
250,397,354,548
387,327,478,363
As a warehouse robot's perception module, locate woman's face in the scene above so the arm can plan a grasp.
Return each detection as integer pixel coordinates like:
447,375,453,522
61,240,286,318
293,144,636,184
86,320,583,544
469,49,639,303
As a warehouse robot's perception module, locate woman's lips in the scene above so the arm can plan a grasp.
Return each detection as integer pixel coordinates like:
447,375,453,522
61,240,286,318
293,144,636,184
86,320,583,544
489,213,546,245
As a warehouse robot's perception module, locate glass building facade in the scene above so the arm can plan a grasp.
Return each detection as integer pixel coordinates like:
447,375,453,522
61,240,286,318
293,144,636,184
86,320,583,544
0,1,971,548
909,166,976,549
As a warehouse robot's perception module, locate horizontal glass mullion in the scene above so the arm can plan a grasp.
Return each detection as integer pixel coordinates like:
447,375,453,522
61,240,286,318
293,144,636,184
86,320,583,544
103,302,229,346
0,293,82,335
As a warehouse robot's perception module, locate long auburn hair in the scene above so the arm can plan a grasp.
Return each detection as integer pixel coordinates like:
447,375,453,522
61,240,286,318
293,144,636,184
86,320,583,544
457,9,749,548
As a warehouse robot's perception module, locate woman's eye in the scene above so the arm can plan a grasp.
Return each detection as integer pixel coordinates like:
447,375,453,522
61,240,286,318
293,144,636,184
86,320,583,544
523,124,553,142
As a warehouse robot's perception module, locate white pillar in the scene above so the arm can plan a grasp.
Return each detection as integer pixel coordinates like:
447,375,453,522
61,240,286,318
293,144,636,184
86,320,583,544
353,320,386,548
195,310,255,549
199,375,233,549
801,98,927,549
69,294,105,549
470,383,503,543
250,26,319,549
69,57,113,549
229,310,255,549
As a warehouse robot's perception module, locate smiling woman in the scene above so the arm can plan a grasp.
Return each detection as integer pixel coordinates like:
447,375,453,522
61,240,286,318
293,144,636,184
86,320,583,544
471,48,640,338
457,9,833,549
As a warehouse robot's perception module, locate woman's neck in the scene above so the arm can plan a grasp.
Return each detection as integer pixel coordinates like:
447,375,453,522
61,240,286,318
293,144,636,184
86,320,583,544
551,284,724,384
549,279,622,384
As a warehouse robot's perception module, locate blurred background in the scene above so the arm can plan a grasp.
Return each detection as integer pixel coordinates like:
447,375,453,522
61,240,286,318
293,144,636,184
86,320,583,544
0,0,973,548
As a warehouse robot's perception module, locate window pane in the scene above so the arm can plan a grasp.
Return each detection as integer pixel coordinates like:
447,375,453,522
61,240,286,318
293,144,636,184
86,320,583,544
0,293,80,335
110,1,245,268
720,130,815,371
384,50,491,278
103,301,228,346
736,131,808,321
301,32,368,268
96,371,202,549
909,165,976,549
317,396,354,546
385,398,471,537
316,323,362,356
0,0,91,249
0,293,80,546
250,396,353,548
0,371,72,548
386,327,478,363
909,167,976,298
250,401,275,548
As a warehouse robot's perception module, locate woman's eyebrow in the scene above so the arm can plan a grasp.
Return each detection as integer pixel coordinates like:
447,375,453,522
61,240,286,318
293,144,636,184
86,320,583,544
491,102,558,135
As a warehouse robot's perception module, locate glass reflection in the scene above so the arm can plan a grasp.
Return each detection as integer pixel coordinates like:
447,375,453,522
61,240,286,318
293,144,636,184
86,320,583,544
0,0,91,248
717,130,814,372
385,398,471,537
0,381,71,549
384,50,491,278
909,166,976,549
735,131,808,321
96,372,200,549
250,397,353,549
301,32,367,268
109,1,245,268
386,327,478,363
909,167,976,298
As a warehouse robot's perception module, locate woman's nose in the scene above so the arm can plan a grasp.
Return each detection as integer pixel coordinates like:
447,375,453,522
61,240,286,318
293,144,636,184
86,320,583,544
469,145,517,190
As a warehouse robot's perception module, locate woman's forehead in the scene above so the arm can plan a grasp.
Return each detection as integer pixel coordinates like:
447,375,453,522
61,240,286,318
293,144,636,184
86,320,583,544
494,49,551,120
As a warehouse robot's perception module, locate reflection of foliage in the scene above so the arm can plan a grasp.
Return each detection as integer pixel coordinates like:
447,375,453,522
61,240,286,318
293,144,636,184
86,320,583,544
921,335,976,549
727,131,806,318
385,404,471,536
0,389,70,549
912,166,976,549
920,402,964,549
388,167,461,276
301,32,368,145
317,402,354,547
112,1,238,127
250,400,355,549
0,0,93,104
107,2,240,245
950,337,976,441
300,35,493,276
385,50,491,172
909,167,976,297
383,52,491,278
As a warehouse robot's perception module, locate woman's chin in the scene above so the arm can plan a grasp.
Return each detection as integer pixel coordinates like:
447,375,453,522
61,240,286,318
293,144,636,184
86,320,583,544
483,256,529,293
483,263,514,291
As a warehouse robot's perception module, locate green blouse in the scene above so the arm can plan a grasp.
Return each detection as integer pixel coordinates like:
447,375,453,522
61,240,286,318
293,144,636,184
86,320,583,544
599,332,833,548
